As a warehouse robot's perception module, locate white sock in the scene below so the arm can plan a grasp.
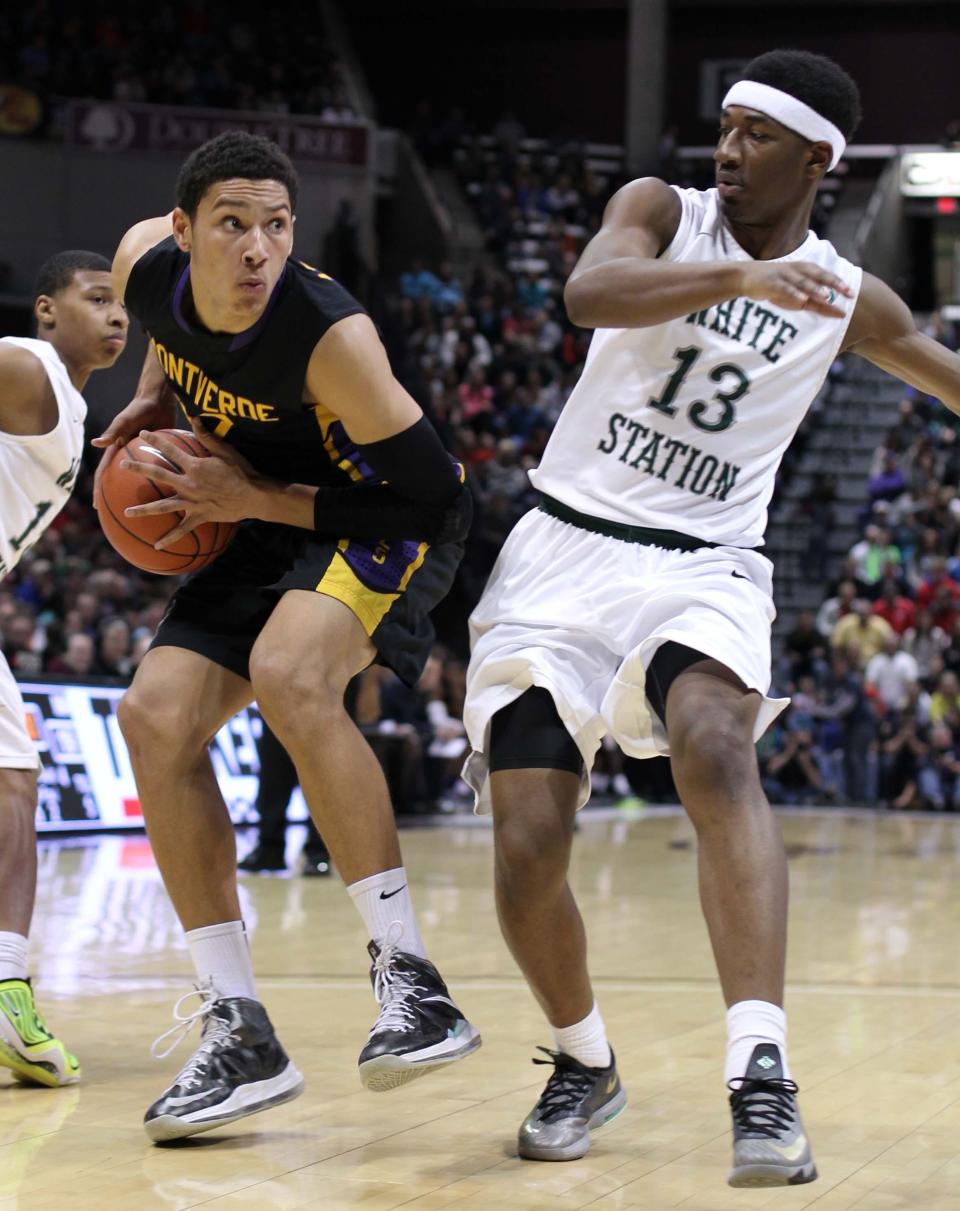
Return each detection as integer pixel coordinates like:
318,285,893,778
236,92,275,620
553,1001,612,1069
185,921,257,1000
0,932,29,981
347,867,426,958
725,999,791,1083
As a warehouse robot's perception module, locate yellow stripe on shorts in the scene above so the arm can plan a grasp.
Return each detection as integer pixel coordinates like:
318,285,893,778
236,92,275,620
315,540,429,637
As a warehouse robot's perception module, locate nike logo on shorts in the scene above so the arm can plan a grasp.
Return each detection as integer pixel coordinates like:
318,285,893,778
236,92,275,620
379,885,407,900
731,570,750,580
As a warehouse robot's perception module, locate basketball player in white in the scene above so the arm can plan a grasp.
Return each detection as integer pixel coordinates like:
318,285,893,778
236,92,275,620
463,49,960,1186
0,252,128,1085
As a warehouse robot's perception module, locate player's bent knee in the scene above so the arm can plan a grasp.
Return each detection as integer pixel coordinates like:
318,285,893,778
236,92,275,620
251,654,343,736
117,685,203,762
494,813,571,892
672,711,759,801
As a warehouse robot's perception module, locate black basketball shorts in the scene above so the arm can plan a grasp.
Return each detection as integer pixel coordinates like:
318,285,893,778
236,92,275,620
150,520,462,686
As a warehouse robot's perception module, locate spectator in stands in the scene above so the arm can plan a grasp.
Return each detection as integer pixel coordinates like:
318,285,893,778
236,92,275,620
47,632,96,678
782,610,827,684
916,560,960,631
400,259,442,303
868,451,908,505
485,439,530,502
1,610,41,676
831,598,894,667
930,671,960,724
96,617,133,680
902,608,950,677
761,721,829,805
456,366,495,432
918,722,960,810
888,398,925,450
848,525,901,593
816,578,858,638
871,579,916,634
865,634,919,713
821,652,876,804
879,710,928,809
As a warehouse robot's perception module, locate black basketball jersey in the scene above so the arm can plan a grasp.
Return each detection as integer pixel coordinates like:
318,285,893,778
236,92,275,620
124,237,369,488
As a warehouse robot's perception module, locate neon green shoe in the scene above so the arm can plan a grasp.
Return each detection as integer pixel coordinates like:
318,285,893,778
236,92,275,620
0,978,80,1087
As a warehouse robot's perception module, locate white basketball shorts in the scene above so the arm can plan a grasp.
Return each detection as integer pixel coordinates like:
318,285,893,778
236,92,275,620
463,507,788,812
0,653,40,770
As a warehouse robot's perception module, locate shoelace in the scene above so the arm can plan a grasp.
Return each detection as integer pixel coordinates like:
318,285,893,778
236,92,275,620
369,921,427,1036
728,1077,800,1138
530,1047,601,1123
150,983,237,1090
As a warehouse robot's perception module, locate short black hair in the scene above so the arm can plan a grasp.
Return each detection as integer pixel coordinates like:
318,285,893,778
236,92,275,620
34,250,111,300
741,49,862,140
175,131,299,217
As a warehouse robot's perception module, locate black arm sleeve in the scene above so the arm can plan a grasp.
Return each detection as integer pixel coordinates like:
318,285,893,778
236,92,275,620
355,416,463,505
313,479,472,544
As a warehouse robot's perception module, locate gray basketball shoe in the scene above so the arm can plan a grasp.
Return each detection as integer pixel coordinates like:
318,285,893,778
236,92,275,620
518,1047,627,1161
728,1043,817,1187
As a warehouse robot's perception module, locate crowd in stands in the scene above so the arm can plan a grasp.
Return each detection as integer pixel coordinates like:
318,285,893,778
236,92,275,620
764,315,960,809
1,1,354,119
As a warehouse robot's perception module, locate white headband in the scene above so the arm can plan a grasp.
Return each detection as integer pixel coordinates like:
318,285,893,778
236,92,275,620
722,80,846,171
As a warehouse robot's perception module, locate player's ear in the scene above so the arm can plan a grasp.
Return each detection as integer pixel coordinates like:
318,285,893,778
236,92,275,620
34,293,55,331
171,207,192,253
807,141,831,179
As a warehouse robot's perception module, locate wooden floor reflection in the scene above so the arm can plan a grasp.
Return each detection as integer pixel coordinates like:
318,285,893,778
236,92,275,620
3,807,960,1209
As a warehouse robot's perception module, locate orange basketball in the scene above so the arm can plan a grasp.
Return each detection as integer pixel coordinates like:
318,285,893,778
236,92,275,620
95,429,239,575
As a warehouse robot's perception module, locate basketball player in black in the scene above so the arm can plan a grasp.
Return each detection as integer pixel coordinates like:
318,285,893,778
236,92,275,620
94,132,480,1141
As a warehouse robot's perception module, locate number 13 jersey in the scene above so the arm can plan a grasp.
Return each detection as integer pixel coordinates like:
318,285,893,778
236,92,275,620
529,185,862,547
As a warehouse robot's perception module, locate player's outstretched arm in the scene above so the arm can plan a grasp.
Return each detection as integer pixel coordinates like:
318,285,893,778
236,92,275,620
564,177,853,330
843,274,960,413
0,342,49,436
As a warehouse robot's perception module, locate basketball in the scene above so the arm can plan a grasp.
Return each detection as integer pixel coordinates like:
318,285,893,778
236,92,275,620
94,429,238,575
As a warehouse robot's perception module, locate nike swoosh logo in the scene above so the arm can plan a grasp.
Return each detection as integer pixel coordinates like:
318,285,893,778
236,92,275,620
379,886,407,900
731,570,750,580
421,995,458,1011
164,1090,212,1108
605,1075,618,1094
770,1135,807,1163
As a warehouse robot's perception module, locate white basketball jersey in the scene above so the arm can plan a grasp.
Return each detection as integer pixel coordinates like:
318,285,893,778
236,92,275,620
530,186,862,546
0,337,86,578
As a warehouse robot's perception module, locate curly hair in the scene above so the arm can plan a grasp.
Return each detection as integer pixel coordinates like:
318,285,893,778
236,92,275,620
34,250,111,299
175,131,299,217
742,49,862,140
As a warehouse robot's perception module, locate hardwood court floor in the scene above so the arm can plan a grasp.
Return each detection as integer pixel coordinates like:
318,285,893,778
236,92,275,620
4,807,960,1210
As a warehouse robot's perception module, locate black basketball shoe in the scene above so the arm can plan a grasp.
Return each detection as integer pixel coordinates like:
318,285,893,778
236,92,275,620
518,1047,626,1160
358,929,481,1091
727,1044,817,1187
237,842,287,873
144,986,304,1142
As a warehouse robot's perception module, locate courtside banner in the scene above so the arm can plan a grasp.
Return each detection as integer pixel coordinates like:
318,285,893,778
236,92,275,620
16,680,303,832
61,99,369,166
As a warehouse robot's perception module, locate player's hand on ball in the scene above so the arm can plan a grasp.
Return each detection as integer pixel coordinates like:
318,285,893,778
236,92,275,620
121,425,259,549
739,261,853,318
92,396,179,509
